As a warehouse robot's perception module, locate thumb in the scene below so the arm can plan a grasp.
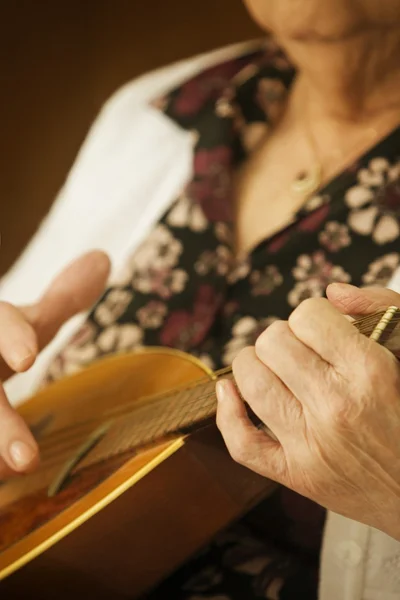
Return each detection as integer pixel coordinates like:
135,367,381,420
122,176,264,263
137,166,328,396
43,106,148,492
23,250,111,348
326,282,400,316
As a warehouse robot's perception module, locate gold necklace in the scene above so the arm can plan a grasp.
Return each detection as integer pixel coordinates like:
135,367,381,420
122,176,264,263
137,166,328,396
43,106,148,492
291,164,323,197
290,114,396,200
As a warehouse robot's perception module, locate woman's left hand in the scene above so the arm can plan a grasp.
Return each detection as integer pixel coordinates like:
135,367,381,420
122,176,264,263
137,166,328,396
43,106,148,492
216,283,400,539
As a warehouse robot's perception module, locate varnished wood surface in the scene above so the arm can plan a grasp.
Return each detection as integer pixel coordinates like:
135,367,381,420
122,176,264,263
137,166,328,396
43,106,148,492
0,349,273,599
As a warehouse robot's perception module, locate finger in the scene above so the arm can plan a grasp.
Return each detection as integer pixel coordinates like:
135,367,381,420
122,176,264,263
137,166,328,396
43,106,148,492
22,250,111,348
288,297,372,369
0,302,38,373
255,320,329,409
0,458,16,480
0,384,39,474
232,345,302,441
327,283,400,316
216,378,286,482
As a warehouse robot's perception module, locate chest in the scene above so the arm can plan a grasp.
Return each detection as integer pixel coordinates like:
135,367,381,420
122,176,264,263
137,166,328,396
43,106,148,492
234,123,317,256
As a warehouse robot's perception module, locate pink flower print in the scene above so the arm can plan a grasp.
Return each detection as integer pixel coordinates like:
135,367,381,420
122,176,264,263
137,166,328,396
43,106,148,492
133,267,188,300
195,245,232,277
94,289,133,327
288,279,326,308
293,251,350,283
136,301,167,329
362,253,400,287
302,195,329,214
197,353,215,371
346,157,400,244
133,224,183,272
189,147,234,222
166,194,208,232
173,60,249,117
160,285,222,350
251,265,283,296
227,259,251,284
97,323,143,354
222,316,278,365
289,251,351,307
45,322,98,381
214,222,233,245
267,230,291,254
319,222,351,252
298,203,330,233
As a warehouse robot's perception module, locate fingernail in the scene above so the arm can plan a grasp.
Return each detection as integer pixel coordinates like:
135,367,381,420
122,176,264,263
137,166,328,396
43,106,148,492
10,345,35,370
216,380,229,401
9,441,37,470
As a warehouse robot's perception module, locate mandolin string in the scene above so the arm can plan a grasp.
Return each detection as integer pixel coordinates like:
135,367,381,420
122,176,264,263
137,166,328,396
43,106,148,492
36,311,400,454
38,311,395,444
37,376,232,462
38,364,233,448
38,311,399,446
34,311,400,467
35,313,400,458
36,317,400,471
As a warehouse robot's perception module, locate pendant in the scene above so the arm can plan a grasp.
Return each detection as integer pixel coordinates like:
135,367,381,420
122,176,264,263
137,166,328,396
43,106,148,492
291,165,323,197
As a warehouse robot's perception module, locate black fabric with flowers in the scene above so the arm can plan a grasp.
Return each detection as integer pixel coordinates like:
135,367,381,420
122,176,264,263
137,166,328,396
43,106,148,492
45,39,400,600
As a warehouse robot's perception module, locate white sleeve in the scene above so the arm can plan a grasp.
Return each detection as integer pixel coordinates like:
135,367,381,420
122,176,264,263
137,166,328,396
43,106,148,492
1,39,261,405
0,39,261,307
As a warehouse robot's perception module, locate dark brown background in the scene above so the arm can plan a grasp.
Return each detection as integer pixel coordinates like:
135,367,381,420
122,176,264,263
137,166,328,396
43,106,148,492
0,1,259,276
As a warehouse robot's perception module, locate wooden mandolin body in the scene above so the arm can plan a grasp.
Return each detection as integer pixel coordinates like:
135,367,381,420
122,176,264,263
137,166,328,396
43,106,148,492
0,348,273,599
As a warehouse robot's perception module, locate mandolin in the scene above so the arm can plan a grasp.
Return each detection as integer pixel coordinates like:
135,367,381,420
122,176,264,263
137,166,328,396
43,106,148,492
0,308,399,600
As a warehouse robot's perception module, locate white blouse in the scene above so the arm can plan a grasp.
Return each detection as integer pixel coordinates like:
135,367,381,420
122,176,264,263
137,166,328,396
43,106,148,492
0,40,399,600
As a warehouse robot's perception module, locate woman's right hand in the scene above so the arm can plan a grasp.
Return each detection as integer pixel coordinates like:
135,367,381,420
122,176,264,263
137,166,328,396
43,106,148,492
0,250,110,480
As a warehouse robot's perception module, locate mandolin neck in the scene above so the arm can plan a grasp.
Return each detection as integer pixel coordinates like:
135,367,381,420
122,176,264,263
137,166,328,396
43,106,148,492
126,306,400,449
75,307,400,471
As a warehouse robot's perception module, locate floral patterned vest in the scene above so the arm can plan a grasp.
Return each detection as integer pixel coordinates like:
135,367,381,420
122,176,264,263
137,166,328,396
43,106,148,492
45,38,400,382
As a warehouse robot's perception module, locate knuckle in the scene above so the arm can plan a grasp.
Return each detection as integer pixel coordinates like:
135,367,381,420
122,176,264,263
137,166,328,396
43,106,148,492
289,297,327,329
323,389,359,428
255,320,287,355
233,345,254,368
232,346,258,384
240,373,268,405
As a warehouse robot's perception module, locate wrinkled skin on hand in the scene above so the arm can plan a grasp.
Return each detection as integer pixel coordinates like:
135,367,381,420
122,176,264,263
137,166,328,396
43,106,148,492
216,283,400,540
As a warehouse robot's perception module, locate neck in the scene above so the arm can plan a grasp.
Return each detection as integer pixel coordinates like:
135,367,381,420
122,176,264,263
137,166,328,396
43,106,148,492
277,26,400,123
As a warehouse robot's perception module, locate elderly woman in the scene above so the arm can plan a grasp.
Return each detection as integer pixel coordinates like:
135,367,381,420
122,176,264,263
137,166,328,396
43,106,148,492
0,1,399,599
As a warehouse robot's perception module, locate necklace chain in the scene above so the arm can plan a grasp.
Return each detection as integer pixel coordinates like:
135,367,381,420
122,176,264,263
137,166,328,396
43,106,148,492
290,107,399,201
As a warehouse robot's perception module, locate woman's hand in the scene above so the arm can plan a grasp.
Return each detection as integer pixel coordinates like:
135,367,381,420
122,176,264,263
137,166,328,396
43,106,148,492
216,283,400,539
0,251,110,480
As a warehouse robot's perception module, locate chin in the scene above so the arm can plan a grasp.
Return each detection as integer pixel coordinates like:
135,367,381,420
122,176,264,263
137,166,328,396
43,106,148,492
242,0,366,43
